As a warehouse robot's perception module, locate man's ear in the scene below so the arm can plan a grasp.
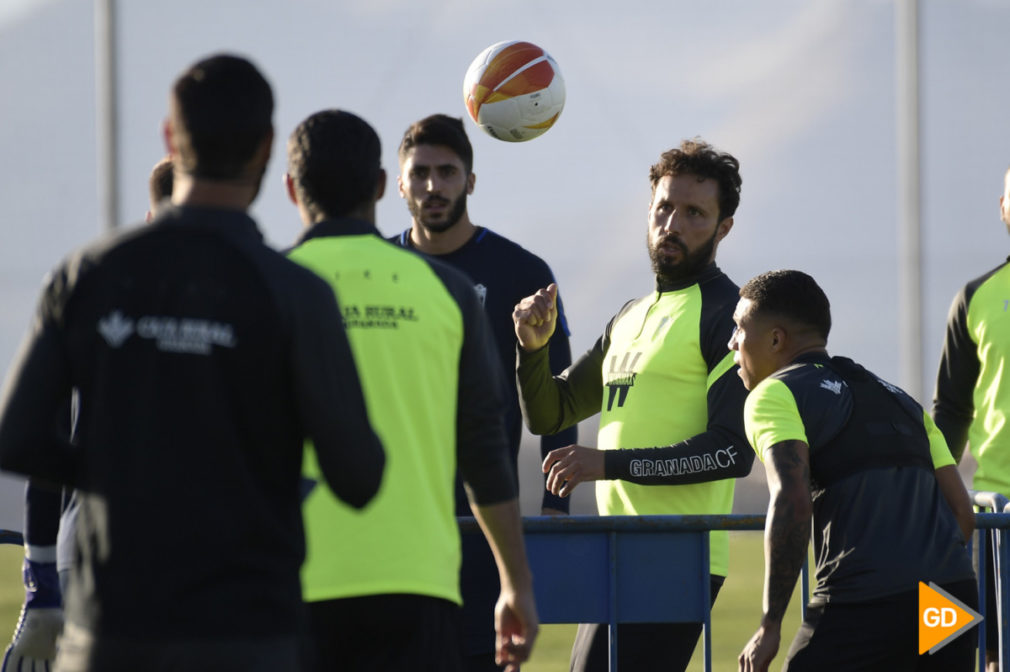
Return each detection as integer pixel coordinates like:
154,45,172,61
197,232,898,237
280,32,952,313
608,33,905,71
466,171,475,195
716,216,734,243
162,119,175,157
770,326,786,351
375,169,387,201
283,173,298,205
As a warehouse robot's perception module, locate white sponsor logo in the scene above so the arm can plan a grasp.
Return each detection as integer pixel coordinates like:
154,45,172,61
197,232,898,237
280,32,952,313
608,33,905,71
98,311,134,347
97,311,236,355
474,283,487,307
819,379,843,395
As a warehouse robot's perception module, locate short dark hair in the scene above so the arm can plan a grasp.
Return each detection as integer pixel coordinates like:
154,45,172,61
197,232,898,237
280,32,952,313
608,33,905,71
170,54,273,179
649,139,742,221
148,156,173,206
739,269,831,341
286,110,382,220
398,114,473,174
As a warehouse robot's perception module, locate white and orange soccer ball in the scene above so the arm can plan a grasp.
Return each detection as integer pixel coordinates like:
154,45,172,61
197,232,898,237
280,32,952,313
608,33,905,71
463,40,566,143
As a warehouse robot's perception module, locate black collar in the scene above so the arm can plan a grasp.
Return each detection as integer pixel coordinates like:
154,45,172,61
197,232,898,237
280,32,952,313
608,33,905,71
152,204,263,243
295,217,381,246
655,262,723,293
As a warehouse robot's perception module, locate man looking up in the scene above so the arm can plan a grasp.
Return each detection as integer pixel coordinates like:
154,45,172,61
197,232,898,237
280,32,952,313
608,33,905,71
513,139,752,671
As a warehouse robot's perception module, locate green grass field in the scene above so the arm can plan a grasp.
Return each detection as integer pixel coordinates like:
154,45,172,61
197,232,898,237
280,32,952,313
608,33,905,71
0,531,802,671
0,544,22,636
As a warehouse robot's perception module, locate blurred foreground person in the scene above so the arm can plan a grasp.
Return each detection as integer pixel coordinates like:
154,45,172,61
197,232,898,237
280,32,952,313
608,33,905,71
0,54,384,672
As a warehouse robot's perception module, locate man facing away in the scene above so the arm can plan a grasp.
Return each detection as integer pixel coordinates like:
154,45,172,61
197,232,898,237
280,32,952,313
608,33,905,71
512,139,753,672
0,54,385,672
391,113,574,670
1,154,177,672
933,166,1010,671
283,109,537,672
732,269,976,672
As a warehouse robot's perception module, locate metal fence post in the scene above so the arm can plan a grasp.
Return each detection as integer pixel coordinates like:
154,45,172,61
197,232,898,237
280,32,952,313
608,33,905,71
972,491,1010,671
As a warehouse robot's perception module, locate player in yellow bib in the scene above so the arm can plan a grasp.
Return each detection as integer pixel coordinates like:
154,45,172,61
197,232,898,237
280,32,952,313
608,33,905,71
283,110,536,672
514,139,752,672
933,166,1010,670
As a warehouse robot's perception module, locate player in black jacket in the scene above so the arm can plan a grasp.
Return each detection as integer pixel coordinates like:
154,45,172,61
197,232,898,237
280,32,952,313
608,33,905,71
732,270,975,672
0,54,384,672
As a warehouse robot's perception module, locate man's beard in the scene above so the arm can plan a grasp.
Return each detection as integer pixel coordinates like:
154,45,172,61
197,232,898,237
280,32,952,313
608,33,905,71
408,191,468,234
648,227,718,285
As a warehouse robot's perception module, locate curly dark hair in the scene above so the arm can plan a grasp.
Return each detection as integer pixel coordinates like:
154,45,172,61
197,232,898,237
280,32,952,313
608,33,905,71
649,139,742,220
739,269,831,341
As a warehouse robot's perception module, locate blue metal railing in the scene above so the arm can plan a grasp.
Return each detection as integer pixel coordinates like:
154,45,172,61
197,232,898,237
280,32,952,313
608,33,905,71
4,511,1005,672
0,530,22,546
466,511,1002,671
462,514,763,672
971,490,1010,672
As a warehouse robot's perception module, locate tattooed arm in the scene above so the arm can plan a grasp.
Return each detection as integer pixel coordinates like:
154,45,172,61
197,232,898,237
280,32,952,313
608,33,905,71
739,440,812,672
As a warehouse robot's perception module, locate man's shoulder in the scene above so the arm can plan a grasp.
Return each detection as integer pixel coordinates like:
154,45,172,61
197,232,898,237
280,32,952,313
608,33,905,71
697,268,741,304
761,360,852,429
385,228,409,246
471,228,556,271
609,294,655,325
961,258,1010,307
771,359,844,395
416,250,478,291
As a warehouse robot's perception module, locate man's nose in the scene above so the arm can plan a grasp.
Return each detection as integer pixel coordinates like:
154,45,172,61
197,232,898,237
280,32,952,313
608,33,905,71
661,209,680,234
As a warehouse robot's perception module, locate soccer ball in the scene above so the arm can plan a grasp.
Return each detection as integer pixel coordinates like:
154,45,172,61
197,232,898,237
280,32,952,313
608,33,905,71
463,40,565,143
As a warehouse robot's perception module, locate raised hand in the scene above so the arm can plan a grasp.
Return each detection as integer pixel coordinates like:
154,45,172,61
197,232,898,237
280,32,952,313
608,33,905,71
513,283,559,352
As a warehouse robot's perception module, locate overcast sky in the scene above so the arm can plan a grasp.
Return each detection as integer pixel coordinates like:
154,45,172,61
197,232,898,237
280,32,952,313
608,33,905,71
1,0,1009,527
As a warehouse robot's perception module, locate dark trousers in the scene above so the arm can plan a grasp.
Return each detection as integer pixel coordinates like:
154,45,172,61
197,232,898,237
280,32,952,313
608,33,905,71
305,593,464,672
784,579,978,672
569,576,724,672
55,623,299,672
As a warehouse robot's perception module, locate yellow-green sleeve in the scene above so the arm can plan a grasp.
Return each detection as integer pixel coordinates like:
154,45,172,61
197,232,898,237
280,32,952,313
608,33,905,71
923,410,956,469
744,377,808,462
